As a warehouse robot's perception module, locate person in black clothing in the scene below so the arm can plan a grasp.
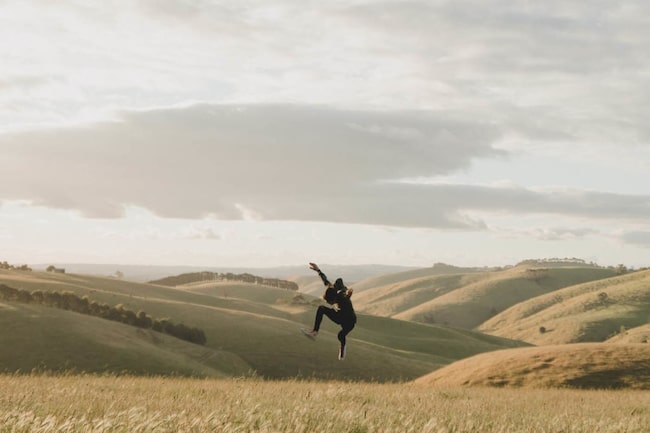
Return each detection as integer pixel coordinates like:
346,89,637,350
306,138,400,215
301,262,356,360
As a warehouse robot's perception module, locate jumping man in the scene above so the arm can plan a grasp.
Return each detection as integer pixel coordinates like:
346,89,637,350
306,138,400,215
301,262,357,360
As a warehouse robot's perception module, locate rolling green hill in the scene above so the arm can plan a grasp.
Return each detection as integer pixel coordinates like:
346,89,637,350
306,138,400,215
353,263,617,329
479,269,650,345
351,263,483,293
414,343,650,389
0,269,525,381
0,301,249,377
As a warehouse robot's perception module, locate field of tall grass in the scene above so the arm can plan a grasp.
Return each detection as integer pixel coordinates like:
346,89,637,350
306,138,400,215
1,375,649,433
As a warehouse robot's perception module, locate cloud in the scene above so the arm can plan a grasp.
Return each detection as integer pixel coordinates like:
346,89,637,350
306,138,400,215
621,231,650,248
184,226,221,241
94,221,221,241
0,103,501,222
0,75,54,91
521,227,599,241
333,1,650,150
3,0,649,153
1,103,650,229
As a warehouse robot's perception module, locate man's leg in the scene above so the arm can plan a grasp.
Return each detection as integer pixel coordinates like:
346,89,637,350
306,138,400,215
313,305,340,331
337,321,355,360
337,322,355,345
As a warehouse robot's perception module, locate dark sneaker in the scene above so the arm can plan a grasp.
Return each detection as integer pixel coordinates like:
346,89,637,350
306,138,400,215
338,343,346,360
301,328,318,340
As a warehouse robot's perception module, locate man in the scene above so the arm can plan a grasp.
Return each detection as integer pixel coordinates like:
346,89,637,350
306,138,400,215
301,262,356,360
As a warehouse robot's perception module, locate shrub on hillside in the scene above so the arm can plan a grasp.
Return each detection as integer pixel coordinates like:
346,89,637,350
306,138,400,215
0,285,207,346
1,261,32,271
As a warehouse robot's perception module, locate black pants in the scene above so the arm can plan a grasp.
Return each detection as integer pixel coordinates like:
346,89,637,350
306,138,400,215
313,306,356,346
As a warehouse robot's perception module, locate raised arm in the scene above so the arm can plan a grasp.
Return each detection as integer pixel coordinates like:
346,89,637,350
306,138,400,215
309,262,331,287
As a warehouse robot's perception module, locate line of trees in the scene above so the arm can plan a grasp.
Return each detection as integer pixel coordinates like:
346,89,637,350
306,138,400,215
1,261,32,271
0,284,207,345
517,258,594,266
151,271,299,291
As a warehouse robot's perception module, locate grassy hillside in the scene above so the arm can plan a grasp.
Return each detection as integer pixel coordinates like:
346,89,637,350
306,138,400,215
5,376,650,433
353,272,475,317
351,263,483,293
479,270,650,345
0,301,249,376
607,324,650,343
0,269,525,381
414,343,650,389
290,274,325,296
354,264,616,329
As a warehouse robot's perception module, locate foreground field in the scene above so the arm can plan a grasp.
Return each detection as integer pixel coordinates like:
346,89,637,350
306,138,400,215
2,375,650,433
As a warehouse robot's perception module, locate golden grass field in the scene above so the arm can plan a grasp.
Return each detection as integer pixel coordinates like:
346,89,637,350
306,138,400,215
2,375,650,433
416,343,650,389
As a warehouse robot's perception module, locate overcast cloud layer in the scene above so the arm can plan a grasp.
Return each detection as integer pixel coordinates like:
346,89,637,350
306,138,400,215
1,104,649,230
1,0,650,266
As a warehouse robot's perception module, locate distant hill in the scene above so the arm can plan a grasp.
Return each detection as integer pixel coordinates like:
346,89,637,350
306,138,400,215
0,268,524,381
149,271,298,291
414,343,650,389
277,264,483,300
288,275,324,296
353,262,617,329
351,263,485,293
478,269,650,345
31,263,417,283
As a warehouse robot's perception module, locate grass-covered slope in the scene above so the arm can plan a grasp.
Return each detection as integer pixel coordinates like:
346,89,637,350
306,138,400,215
353,273,475,317
479,270,650,345
354,264,616,329
0,301,249,376
414,343,650,389
351,263,482,293
0,269,525,381
606,324,650,344
290,275,326,296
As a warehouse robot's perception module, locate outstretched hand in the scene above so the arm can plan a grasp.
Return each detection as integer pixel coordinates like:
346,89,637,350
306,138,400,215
309,262,320,272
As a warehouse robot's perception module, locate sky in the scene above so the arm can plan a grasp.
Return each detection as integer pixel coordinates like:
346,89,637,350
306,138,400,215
1,0,650,269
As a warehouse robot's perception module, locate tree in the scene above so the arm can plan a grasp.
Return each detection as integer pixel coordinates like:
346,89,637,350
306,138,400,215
123,309,137,326
136,311,152,328
32,290,44,304
16,289,33,303
0,284,19,300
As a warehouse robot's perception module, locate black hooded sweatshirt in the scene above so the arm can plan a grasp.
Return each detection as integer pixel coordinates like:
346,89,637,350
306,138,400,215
317,270,356,323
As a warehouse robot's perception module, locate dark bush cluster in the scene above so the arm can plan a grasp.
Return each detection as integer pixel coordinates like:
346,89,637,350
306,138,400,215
151,271,299,291
0,284,207,345
0,261,32,271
